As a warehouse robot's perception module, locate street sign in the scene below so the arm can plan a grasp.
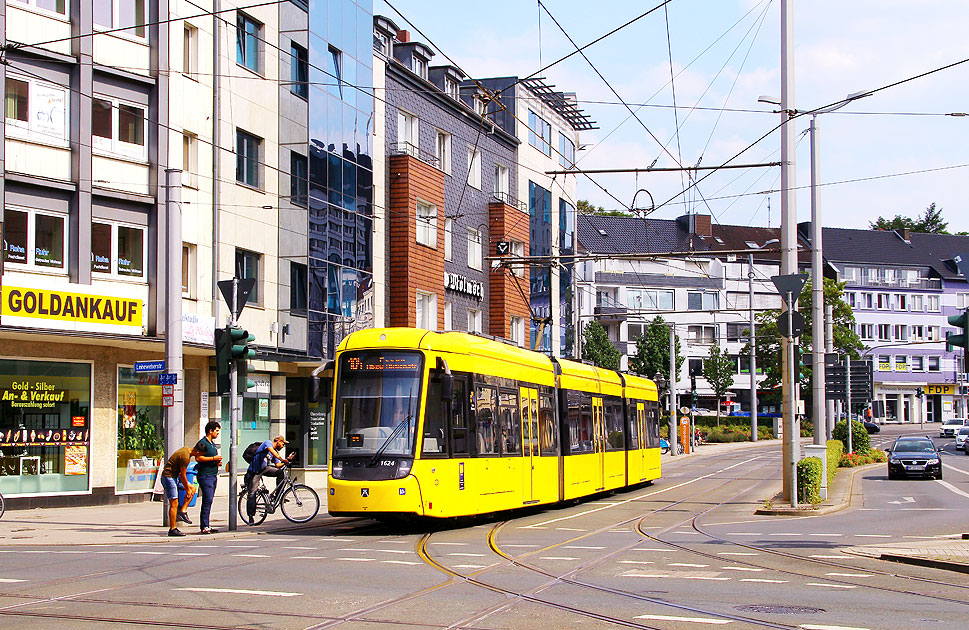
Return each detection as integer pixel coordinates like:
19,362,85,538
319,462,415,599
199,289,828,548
802,352,840,365
162,385,174,396
218,278,256,320
770,273,808,304
158,373,177,385
495,241,510,255
162,395,175,407
776,310,806,338
134,360,165,373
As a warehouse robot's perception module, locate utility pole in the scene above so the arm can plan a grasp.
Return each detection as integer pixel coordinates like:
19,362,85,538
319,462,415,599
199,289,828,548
749,254,758,442
228,279,240,531
779,0,798,504
809,115,825,447
163,169,183,526
669,325,678,455
825,303,835,439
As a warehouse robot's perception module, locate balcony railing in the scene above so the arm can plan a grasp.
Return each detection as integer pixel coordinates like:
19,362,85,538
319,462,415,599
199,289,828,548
594,305,628,321
492,191,528,213
846,277,942,290
389,142,441,169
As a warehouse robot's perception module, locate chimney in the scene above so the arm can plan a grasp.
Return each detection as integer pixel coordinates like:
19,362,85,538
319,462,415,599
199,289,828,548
396,29,410,43
693,214,713,237
895,227,911,243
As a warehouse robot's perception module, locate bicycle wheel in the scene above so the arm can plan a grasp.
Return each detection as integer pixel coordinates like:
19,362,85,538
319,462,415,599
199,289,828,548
238,490,268,525
280,484,320,523
0,493,4,520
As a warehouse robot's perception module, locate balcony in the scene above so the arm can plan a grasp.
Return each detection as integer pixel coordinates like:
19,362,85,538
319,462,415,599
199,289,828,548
389,142,440,170
846,277,942,290
492,191,528,213
594,305,627,322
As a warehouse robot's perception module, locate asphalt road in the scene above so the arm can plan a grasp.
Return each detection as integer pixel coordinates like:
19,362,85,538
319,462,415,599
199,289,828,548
1,429,967,629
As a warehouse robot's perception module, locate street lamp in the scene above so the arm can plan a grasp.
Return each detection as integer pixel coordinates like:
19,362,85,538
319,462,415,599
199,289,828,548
747,238,779,443
653,371,672,453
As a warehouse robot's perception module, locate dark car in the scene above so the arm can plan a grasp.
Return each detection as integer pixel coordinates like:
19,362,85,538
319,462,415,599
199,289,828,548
887,436,942,480
862,420,880,434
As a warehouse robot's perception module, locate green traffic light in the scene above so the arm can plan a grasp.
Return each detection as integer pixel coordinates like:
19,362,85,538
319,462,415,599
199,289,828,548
946,309,969,353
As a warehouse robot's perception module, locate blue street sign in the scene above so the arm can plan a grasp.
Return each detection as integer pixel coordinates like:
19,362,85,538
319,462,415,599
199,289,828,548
159,373,178,385
133,361,166,373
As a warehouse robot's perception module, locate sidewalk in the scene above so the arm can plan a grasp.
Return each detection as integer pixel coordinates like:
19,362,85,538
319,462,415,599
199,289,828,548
841,535,969,574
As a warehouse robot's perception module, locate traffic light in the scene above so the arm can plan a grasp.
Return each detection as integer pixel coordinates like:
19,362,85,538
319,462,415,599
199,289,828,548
228,326,256,394
214,327,232,396
945,308,969,361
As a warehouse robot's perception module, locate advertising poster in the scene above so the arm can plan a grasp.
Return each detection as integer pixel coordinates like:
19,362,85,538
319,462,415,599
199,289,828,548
65,445,87,475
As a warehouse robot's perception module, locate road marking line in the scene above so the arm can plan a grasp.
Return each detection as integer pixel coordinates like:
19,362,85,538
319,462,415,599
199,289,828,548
683,576,730,581
718,552,758,556
540,556,579,561
222,545,258,548
670,563,708,567
555,527,586,531
133,551,165,555
0,578,26,583
283,546,316,550
323,538,355,542
942,463,969,476
799,625,870,630
854,535,890,538
347,548,411,554
175,587,299,597
95,551,126,554
336,557,375,562
633,548,669,552
175,553,208,556
826,573,872,578
721,567,763,572
740,579,788,583
809,555,844,559
448,553,486,557
635,614,731,624
381,560,420,565
726,533,760,536
769,533,800,536
453,564,486,569
807,583,856,589
291,556,328,559
563,545,604,549
618,560,655,565
621,574,669,578
808,533,844,537
937,479,969,499
430,542,469,546
233,554,269,558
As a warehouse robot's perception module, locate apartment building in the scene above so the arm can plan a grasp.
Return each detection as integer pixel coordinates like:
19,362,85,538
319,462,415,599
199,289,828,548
577,214,782,414
374,18,528,344
815,225,969,422
0,0,374,505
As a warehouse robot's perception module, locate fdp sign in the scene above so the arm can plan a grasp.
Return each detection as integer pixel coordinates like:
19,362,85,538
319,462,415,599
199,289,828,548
925,384,955,396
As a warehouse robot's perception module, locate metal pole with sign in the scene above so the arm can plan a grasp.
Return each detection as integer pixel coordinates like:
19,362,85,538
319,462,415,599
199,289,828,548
846,356,853,454
772,273,807,507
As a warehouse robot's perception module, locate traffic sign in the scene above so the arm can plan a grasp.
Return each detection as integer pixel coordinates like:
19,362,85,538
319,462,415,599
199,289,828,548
495,241,510,255
218,277,256,320
158,373,177,385
134,361,165,373
771,273,808,304
162,395,175,407
162,385,174,396
777,310,806,338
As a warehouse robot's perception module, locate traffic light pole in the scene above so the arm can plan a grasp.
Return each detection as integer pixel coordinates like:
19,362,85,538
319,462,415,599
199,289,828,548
846,356,853,454
228,279,239,531
787,291,798,507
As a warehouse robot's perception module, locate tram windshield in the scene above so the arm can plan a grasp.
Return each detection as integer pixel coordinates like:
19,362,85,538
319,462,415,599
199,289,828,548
332,351,424,457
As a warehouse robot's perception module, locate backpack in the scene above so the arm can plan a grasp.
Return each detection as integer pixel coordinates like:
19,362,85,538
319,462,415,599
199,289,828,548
242,441,263,464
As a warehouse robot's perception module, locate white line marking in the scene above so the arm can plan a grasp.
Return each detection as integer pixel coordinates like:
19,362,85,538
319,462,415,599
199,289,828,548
347,548,411,554
683,576,730,581
540,556,579,561
523,456,763,527
323,538,355,542
826,573,872,578
718,552,758,556
618,560,655,565
222,545,258,548
291,556,328,559
670,563,708,567
453,564,486,569
175,553,208,556
769,533,800,536
283,546,316,550
722,567,764,572
563,545,604,549
740,579,788,583
555,527,586,532
799,625,870,630
635,614,731,624
448,553,486,557
937,479,969,499
233,554,269,558
133,551,165,555
854,534,891,538
808,533,844,537
95,551,126,554
430,542,469,546
633,548,669,552
809,555,845,559
175,587,299,597
381,560,420,565
942,463,969,476
807,583,857,589
727,533,760,536
337,557,375,562
0,578,26,583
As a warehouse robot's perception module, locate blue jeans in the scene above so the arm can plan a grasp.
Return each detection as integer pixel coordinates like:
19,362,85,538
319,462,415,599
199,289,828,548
197,475,217,530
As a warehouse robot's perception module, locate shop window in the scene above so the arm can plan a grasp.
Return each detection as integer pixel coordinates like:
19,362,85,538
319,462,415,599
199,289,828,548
116,367,164,492
2,207,67,271
0,359,91,496
90,221,145,279
92,96,147,161
4,75,68,144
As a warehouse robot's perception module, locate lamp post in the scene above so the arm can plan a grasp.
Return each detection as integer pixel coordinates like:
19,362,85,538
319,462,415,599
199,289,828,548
748,239,778,443
654,371,670,451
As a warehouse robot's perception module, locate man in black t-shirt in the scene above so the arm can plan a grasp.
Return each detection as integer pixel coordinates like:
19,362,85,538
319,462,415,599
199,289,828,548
191,421,223,534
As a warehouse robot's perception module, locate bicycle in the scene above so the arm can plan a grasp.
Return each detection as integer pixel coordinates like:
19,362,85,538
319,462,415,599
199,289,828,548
0,491,4,520
238,464,320,525
659,438,684,455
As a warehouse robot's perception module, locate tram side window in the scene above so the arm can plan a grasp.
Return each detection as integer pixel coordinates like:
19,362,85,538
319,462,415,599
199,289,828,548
475,386,499,455
645,400,660,448
568,390,593,453
499,390,521,455
539,394,557,455
627,401,640,449
451,377,469,455
422,372,448,456
604,399,624,450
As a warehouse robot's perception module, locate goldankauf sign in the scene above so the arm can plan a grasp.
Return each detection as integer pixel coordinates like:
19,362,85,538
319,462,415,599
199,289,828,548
444,273,483,301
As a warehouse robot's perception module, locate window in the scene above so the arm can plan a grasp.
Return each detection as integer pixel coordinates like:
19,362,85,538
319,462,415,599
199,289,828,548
181,243,196,297
236,13,261,73
18,0,66,15
235,129,261,188
877,355,891,371
877,324,892,342
726,323,750,342
689,358,704,376
928,326,941,342
290,152,307,206
92,97,147,161
416,201,437,247
895,294,907,310
290,262,307,313
397,110,418,155
468,308,482,334
444,218,453,261
876,293,890,310
2,207,67,271
412,55,428,80
374,30,390,56
416,291,436,329
895,355,908,372
958,293,969,309
528,110,552,156
290,43,308,99
628,288,674,311
510,316,524,346
910,325,925,341
467,228,482,270
687,325,716,344
183,25,198,78
559,133,575,168
234,249,260,304
494,164,509,198
91,221,145,279
927,295,940,312
182,132,198,188
928,356,941,372
845,292,856,308
860,292,873,309
475,386,498,455
894,324,908,341
509,240,524,277
910,294,924,311
328,46,343,98
94,0,146,37
467,148,481,189
443,301,452,330
435,131,450,173
4,76,68,144
858,323,874,340
688,292,719,310
911,356,925,372
473,96,488,116
445,78,459,99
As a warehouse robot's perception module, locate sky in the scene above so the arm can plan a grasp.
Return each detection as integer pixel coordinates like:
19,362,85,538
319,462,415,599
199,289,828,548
374,0,969,233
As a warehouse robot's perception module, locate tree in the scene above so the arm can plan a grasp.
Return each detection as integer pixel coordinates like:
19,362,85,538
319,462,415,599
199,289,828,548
870,202,951,234
703,344,735,426
581,320,620,370
577,199,631,217
629,316,684,397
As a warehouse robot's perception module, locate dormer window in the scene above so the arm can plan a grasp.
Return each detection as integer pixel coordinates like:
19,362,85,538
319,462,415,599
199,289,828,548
474,97,488,116
374,31,390,56
412,56,428,80
445,78,459,99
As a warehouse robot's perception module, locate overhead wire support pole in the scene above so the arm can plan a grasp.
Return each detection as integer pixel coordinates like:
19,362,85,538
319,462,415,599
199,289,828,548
228,279,239,532
749,254,758,443
809,114,825,447
669,325,678,456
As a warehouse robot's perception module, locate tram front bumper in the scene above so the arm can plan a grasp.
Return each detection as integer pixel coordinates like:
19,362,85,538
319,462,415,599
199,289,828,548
327,474,424,517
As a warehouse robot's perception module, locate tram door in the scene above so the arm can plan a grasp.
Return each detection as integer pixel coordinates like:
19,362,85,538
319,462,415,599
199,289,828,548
520,387,539,503
636,402,646,477
592,396,605,491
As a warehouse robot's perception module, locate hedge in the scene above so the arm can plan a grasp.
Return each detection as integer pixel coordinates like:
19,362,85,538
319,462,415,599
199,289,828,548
797,456,823,505
826,439,843,484
832,419,871,455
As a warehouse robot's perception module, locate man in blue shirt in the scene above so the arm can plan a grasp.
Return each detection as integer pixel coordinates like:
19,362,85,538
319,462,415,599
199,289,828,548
244,435,294,519
191,421,223,534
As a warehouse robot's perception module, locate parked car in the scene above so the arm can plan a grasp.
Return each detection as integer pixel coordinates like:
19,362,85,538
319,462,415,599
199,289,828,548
862,420,880,434
956,427,969,453
886,436,943,480
939,418,969,438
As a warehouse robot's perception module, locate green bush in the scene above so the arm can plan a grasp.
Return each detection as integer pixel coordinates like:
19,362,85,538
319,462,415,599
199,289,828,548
800,422,814,438
832,419,871,455
826,439,843,484
705,428,750,442
797,457,823,505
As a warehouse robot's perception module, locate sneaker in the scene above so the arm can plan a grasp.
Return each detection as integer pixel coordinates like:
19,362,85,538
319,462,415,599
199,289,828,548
177,512,192,524
200,527,219,535
168,528,186,537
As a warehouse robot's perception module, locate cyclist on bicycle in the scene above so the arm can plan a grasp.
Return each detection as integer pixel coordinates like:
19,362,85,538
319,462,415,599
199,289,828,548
245,435,294,519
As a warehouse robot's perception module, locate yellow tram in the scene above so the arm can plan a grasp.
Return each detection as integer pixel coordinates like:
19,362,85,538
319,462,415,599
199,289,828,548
323,328,661,519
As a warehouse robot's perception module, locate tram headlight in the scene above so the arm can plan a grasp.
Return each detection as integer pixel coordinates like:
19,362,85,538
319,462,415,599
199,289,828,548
332,460,344,478
395,459,412,479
